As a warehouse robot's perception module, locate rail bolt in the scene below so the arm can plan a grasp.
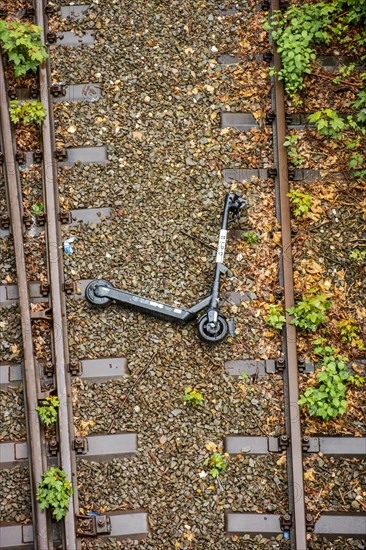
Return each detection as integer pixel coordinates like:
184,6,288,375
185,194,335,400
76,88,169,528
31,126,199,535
262,51,272,63
43,362,54,378
306,513,315,531
280,513,292,530
288,167,296,180
63,280,75,295
302,435,311,452
279,434,290,450
48,439,59,456
40,282,49,296
298,355,306,372
36,212,46,227
45,4,56,16
265,110,276,125
50,83,66,97
9,88,17,100
15,151,26,165
23,212,33,229
33,149,43,163
47,32,57,44
24,7,35,17
68,360,82,376
275,356,286,373
59,209,72,224
1,213,10,229
73,437,88,454
30,85,39,99
54,148,68,161
273,287,283,300
261,0,270,10
267,167,277,178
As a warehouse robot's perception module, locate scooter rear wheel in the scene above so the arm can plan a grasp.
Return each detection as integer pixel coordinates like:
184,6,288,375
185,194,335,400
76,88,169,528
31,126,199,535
85,279,114,307
197,313,228,343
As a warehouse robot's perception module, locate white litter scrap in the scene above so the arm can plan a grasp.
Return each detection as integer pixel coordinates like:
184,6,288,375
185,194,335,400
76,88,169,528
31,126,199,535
63,237,76,255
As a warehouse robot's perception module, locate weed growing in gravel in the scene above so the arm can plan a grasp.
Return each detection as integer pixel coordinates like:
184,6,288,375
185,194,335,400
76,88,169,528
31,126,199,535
264,2,338,102
287,189,312,217
37,467,72,520
299,342,363,421
182,387,204,407
36,396,59,427
349,249,366,262
337,319,365,349
265,304,286,330
308,109,345,139
242,231,259,245
204,442,228,479
0,21,48,77
283,135,303,166
31,202,44,215
287,290,330,332
9,100,46,125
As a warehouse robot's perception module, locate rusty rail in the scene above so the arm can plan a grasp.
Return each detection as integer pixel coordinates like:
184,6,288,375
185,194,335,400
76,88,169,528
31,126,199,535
34,0,79,547
0,53,51,550
271,1,307,548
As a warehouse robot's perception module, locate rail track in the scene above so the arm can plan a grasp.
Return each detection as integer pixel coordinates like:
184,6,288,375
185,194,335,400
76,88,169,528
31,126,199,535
0,0,365,549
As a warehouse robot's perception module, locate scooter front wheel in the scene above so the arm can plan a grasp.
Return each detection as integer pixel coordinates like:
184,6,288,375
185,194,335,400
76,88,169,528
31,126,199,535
85,279,114,307
197,313,228,343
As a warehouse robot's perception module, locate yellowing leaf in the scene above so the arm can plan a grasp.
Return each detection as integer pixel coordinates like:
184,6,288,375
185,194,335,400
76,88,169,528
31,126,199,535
306,261,324,275
11,344,20,354
277,455,286,466
272,232,282,246
304,468,316,482
205,441,217,452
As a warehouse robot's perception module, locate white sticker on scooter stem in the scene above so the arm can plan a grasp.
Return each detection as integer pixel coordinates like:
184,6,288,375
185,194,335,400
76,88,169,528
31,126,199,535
216,230,227,263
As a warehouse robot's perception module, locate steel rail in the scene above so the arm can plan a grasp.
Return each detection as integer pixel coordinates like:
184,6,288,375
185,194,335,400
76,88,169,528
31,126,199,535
0,53,51,550
34,1,79,547
271,1,307,549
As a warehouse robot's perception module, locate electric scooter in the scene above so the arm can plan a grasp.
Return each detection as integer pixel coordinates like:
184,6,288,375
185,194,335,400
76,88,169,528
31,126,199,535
85,192,246,343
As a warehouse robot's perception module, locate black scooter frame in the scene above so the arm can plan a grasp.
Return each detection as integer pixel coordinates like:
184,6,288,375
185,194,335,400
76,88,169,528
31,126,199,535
85,192,245,343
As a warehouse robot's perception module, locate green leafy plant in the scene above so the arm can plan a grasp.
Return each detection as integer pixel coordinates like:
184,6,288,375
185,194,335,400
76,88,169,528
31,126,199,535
349,249,366,261
242,231,259,245
337,319,365,349
204,452,228,479
37,467,72,521
182,387,204,407
299,343,363,421
287,290,330,331
31,202,44,215
265,304,286,330
36,396,59,427
308,109,345,139
337,318,360,342
0,21,48,77
265,2,338,102
283,134,303,166
287,189,312,217
9,100,46,125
